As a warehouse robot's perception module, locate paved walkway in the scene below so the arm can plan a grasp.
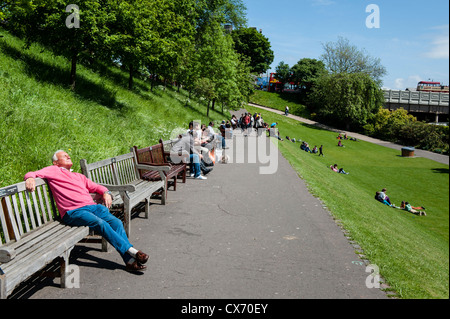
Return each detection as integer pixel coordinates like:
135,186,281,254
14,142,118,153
11,129,387,300
248,103,449,166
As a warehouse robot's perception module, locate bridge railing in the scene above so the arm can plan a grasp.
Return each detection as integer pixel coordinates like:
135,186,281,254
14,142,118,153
383,90,449,107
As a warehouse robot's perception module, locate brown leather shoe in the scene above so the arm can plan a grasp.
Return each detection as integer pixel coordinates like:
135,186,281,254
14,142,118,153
135,250,149,264
125,260,147,272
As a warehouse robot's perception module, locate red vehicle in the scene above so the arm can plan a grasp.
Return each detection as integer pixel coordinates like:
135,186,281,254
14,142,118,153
267,73,297,92
268,73,283,92
416,81,449,93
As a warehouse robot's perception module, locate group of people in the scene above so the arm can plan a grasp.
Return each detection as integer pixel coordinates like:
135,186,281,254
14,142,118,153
231,112,270,136
22,121,232,274
170,120,231,180
375,188,426,216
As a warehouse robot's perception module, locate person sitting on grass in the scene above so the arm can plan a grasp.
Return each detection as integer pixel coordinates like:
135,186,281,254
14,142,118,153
24,150,149,273
379,188,392,205
375,191,393,206
400,201,426,216
338,140,344,147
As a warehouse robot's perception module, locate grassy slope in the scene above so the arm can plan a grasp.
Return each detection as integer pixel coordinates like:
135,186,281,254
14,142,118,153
1,29,448,299
246,103,449,299
0,30,227,186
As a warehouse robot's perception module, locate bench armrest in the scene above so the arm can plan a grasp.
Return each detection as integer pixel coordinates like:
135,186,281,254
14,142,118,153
0,246,16,263
136,163,171,172
97,183,136,192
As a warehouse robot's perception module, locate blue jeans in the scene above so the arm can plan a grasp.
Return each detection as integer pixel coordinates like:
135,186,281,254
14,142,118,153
63,205,133,264
190,153,201,177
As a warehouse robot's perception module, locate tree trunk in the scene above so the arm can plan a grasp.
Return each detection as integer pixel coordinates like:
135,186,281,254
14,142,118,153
211,98,216,111
207,100,211,117
69,50,78,90
128,64,134,90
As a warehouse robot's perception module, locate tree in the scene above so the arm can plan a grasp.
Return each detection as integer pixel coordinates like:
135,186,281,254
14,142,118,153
105,0,165,90
5,0,112,89
321,36,387,85
231,27,274,74
310,72,384,130
274,61,291,92
291,58,327,93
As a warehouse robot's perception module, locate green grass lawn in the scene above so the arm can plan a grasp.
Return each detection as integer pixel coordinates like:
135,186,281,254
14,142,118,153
249,90,310,118
246,103,449,299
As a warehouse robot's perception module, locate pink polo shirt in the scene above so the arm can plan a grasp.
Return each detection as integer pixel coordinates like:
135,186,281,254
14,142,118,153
24,165,108,218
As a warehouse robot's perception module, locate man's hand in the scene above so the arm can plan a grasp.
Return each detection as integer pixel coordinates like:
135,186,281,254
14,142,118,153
103,192,112,209
25,178,36,192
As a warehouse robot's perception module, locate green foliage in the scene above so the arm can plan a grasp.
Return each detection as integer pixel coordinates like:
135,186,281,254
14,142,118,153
2,0,257,116
321,36,387,85
274,61,291,91
0,29,227,186
310,72,384,130
364,108,449,155
290,58,327,92
230,27,274,74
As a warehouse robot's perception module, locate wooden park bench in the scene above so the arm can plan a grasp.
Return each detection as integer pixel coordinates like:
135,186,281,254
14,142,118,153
132,140,187,195
0,178,89,299
80,152,170,236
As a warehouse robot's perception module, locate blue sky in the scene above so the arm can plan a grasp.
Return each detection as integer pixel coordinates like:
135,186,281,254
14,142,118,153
243,0,449,90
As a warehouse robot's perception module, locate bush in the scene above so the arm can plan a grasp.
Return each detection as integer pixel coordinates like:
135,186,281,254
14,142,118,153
364,108,449,155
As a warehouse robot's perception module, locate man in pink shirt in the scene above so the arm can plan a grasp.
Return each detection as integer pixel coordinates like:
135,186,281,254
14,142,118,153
24,150,148,272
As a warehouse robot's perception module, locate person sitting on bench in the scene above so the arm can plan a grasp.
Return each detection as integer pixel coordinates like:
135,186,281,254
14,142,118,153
24,150,149,273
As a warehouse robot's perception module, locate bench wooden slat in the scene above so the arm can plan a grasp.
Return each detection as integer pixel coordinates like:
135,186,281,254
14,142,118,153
0,201,11,245
2,197,21,242
4,225,88,297
17,192,31,233
29,191,43,227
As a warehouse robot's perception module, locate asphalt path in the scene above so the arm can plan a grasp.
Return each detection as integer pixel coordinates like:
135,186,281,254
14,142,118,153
14,129,388,301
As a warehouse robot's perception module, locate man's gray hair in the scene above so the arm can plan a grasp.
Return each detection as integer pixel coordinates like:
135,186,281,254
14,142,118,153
52,150,66,162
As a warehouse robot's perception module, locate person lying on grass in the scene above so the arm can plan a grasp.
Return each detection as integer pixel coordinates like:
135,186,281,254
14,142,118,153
330,164,349,174
400,201,427,216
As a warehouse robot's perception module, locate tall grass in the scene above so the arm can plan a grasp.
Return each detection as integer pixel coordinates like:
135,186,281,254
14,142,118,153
246,104,449,299
0,30,227,186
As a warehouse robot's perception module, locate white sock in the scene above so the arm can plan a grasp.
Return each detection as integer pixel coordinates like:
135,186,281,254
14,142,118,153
127,247,139,257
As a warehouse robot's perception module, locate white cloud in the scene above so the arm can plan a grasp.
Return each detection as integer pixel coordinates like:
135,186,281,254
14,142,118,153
393,75,422,90
423,25,449,59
